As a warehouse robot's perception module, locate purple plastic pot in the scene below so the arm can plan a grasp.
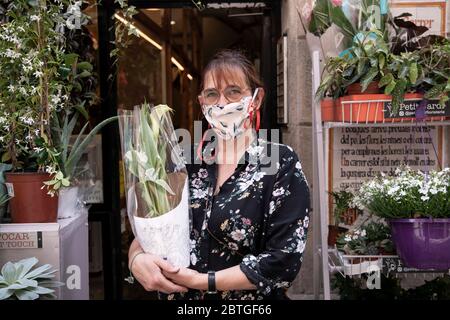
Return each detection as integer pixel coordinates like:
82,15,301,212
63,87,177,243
389,218,450,270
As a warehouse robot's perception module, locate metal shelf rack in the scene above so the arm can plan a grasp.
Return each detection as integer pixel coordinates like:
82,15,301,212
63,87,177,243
311,50,450,300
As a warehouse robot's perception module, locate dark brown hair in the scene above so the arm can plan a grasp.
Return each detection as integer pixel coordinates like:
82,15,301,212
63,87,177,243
201,49,263,92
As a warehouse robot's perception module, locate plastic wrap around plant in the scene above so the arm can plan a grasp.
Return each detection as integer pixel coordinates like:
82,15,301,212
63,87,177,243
119,103,190,267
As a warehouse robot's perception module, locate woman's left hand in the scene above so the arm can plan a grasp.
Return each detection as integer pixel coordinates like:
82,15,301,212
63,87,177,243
162,267,207,290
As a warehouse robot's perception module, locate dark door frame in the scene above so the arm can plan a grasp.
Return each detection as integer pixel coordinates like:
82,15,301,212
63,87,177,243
95,0,281,300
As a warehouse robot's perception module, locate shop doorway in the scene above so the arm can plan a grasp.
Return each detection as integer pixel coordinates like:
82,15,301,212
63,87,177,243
92,0,281,300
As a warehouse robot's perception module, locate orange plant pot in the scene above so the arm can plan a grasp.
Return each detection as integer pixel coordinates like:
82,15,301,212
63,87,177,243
5,172,58,223
347,81,380,95
334,93,448,123
320,98,335,122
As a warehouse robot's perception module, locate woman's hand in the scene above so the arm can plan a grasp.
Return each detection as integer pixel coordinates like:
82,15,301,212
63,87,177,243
129,239,188,294
162,267,207,291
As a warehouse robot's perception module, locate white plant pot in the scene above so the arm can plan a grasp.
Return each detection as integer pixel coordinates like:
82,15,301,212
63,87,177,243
58,186,80,219
129,177,191,267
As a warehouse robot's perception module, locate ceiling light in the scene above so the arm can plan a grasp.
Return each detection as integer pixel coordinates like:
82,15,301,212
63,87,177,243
171,57,185,71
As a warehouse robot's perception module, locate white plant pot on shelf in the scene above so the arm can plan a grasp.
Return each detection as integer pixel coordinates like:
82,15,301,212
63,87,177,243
58,186,80,219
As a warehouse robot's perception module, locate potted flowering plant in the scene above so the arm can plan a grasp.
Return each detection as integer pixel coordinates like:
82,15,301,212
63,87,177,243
0,1,123,222
354,167,450,269
119,103,190,267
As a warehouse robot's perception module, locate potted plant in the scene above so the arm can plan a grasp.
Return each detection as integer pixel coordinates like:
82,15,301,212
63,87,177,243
0,1,119,222
328,189,361,246
336,220,395,257
0,257,63,300
354,167,450,270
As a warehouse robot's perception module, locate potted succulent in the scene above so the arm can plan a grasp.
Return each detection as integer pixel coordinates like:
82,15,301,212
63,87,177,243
354,167,450,270
0,257,63,300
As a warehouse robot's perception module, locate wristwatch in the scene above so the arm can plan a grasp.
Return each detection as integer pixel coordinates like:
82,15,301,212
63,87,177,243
207,270,217,294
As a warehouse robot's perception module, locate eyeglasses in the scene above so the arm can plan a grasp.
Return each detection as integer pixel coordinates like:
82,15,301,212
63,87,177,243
199,85,251,105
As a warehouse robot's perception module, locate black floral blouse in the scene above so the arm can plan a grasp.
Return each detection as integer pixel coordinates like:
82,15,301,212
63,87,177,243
165,138,310,300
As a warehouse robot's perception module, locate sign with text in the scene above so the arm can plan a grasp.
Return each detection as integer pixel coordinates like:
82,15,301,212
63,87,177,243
331,126,442,192
384,99,450,118
390,1,447,36
0,231,43,249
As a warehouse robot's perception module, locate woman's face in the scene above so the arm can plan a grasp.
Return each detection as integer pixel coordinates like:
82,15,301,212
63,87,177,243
199,67,264,110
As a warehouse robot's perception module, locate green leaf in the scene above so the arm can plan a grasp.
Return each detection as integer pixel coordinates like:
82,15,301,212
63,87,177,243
16,258,38,279
330,6,356,39
379,73,394,88
2,262,16,284
15,289,39,300
1,152,11,163
66,116,118,178
378,54,385,70
78,70,91,78
409,63,418,84
384,80,396,95
64,53,79,66
360,67,379,92
77,61,93,72
61,179,70,187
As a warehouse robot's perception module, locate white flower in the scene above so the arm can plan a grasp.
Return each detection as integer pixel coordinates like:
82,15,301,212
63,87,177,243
272,187,285,197
192,189,207,199
296,239,306,253
198,168,208,179
33,147,44,153
247,145,264,157
19,116,34,125
137,151,148,164
30,15,41,22
231,229,246,241
45,165,56,174
190,253,197,266
0,116,6,124
295,161,302,170
0,136,4,142
269,201,276,214
360,230,367,237
303,216,309,228
8,85,15,93
144,168,157,181
34,70,43,78
252,171,266,182
19,87,28,96
421,195,430,201
124,151,133,162
344,235,352,242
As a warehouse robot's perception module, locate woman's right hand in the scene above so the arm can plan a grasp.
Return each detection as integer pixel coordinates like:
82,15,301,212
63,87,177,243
129,239,188,294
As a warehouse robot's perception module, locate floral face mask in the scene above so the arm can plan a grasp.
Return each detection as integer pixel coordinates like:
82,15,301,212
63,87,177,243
202,88,259,140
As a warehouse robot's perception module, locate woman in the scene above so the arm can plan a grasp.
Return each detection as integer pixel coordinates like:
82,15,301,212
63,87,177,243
128,50,310,300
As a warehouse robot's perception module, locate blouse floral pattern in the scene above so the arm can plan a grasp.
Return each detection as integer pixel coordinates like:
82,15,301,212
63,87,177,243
165,138,310,300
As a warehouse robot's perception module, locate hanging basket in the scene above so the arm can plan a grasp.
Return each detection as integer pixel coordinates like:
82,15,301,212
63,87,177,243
389,218,450,270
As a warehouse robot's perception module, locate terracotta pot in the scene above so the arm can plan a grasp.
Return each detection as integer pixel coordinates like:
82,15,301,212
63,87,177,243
334,93,446,123
320,98,335,122
5,172,58,223
328,225,348,246
347,81,380,95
